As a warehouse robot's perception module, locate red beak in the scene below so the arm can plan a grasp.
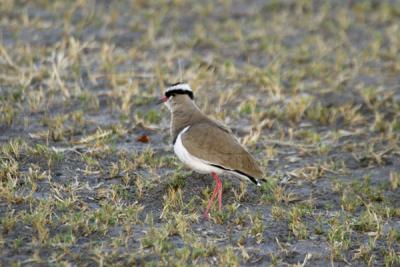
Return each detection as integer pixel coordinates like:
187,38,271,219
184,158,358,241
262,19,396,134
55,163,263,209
156,96,168,105
155,96,168,105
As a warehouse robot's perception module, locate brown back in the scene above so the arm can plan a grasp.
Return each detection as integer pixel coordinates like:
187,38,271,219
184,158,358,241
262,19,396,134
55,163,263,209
181,121,264,179
168,94,263,179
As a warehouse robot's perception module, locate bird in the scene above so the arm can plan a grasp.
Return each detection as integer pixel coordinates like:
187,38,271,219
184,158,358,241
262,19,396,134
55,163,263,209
158,82,264,219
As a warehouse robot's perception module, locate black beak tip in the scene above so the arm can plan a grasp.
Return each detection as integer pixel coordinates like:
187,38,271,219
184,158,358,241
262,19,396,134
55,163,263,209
155,97,166,105
155,99,162,105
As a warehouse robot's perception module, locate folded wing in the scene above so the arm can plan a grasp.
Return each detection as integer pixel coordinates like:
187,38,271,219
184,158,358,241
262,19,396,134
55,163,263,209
181,122,264,182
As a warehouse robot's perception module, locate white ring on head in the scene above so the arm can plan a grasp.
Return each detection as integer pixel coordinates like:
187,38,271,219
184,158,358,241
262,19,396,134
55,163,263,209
165,83,192,92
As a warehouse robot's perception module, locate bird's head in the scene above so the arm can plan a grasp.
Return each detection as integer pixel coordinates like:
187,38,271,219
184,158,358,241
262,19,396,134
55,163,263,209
157,82,194,110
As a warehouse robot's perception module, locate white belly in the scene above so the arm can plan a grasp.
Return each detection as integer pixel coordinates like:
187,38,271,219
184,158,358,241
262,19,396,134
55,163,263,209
173,126,223,174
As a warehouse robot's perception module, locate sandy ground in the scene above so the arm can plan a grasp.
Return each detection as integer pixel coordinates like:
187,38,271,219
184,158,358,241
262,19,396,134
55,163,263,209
1,1,399,266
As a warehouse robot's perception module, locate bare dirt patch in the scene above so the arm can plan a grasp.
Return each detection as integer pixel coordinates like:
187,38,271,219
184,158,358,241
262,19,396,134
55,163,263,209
1,1,399,266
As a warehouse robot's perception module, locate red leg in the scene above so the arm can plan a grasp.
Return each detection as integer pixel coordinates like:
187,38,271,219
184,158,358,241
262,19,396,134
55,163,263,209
204,182,219,219
212,172,223,211
204,172,223,219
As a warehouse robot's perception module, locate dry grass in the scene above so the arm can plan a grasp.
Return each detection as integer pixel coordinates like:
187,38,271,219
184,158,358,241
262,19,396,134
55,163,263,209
1,0,400,266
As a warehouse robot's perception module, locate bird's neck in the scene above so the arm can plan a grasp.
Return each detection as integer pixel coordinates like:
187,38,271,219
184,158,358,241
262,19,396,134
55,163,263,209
170,101,205,144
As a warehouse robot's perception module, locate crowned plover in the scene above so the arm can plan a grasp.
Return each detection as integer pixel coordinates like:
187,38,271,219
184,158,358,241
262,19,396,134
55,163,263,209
158,83,264,219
